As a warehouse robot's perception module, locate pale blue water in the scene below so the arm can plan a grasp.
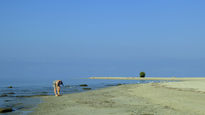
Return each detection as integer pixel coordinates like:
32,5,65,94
0,79,172,115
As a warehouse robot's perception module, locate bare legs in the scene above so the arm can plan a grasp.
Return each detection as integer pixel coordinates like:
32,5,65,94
54,86,61,96
53,80,62,96
54,87,57,96
57,86,61,96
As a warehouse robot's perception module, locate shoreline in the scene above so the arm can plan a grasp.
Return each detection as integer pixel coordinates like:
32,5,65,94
1,79,159,115
89,77,205,81
29,78,205,115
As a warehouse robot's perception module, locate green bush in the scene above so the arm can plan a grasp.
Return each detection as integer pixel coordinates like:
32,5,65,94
140,72,146,78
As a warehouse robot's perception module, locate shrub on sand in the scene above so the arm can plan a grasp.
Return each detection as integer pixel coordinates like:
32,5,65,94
140,72,146,78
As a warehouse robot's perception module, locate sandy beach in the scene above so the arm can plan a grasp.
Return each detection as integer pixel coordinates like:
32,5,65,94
30,78,205,115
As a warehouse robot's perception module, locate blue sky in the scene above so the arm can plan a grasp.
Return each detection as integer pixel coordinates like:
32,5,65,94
0,0,205,82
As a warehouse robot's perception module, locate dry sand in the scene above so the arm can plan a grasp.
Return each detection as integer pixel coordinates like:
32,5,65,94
89,77,205,81
30,78,205,115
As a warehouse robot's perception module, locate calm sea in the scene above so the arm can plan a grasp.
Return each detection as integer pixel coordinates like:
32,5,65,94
0,79,168,115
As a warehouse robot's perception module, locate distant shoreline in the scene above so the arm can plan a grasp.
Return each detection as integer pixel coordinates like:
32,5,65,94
89,77,205,81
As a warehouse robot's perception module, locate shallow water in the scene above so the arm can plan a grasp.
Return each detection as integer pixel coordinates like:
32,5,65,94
0,79,170,115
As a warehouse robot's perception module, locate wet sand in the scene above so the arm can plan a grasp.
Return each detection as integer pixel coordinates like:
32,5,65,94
30,78,205,115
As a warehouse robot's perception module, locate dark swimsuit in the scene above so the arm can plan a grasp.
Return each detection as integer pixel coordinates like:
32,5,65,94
53,80,63,88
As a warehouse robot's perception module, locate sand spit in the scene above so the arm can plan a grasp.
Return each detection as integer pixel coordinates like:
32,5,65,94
89,77,205,81
30,78,205,115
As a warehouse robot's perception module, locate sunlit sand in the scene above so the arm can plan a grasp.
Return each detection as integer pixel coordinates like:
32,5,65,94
30,77,205,115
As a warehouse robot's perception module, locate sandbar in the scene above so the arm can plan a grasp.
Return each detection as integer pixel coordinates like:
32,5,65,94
30,77,205,115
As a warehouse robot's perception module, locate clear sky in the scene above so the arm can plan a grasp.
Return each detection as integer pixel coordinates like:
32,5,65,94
0,0,205,82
